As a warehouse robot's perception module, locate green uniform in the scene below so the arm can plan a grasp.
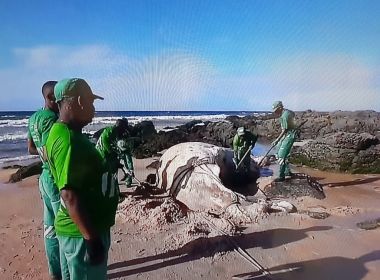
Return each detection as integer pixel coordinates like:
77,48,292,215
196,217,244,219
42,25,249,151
233,131,258,173
28,108,61,279
96,126,134,186
46,122,118,280
276,109,296,179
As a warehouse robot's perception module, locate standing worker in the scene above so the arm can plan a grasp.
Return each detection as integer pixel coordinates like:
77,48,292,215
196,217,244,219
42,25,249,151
96,118,134,187
271,101,297,182
28,81,62,280
233,127,258,178
46,78,119,280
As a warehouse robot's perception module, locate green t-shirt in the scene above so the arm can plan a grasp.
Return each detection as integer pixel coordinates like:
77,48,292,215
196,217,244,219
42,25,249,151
96,126,133,173
280,109,296,131
46,122,119,237
28,108,58,169
233,131,258,160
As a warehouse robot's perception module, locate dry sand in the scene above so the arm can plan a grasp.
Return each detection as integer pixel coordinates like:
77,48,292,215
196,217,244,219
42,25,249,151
1,160,380,280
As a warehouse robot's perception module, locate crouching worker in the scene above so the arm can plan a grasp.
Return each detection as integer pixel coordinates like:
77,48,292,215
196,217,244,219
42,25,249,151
46,78,118,280
116,139,134,187
96,118,134,188
233,127,258,180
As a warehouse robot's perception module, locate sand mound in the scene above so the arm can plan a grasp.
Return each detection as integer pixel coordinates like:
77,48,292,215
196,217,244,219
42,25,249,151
116,196,187,232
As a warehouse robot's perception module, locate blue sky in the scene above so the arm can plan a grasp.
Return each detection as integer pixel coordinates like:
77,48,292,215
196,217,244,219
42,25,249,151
1,0,379,111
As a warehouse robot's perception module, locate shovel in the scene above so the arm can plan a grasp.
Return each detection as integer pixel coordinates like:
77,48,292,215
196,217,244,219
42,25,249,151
258,119,309,167
121,169,143,186
235,145,253,170
257,143,276,167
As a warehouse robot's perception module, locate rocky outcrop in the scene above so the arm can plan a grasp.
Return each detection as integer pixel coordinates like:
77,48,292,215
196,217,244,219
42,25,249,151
9,110,378,183
226,110,380,141
291,132,380,173
132,120,237,158
264,174,325,199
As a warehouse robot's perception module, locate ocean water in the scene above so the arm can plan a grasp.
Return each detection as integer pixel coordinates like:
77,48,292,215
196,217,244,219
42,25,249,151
0,111,269,165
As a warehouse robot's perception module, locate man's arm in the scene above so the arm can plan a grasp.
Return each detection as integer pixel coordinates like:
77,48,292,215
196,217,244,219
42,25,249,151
60,188,98,240
248,132,258,147
272,129,287,146
233,135,240,153
28,137,38,155
60,188,105,265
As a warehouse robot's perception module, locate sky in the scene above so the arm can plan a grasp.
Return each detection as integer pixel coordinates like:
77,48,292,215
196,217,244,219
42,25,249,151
0,0,379,111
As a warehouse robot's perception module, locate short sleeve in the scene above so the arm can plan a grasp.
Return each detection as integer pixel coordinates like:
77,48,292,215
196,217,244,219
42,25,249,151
280,111,290,130
49,128,72,190
96,127,114,155
41,114,58,145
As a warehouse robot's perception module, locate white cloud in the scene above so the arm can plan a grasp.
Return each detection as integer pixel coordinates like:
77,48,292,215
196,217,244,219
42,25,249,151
0,45,213,111
270,54,379,111
0,47,378,111
208,54,379,111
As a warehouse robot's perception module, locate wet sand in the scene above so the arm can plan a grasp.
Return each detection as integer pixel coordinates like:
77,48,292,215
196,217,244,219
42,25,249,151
0,162,380,279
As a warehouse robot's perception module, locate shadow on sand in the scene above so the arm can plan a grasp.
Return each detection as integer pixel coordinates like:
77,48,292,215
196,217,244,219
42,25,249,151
107,226,332,278
325,176,380,188
232,250,380,280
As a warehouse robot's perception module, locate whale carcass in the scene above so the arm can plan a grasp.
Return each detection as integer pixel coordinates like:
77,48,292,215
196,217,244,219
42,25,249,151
155,142,261,214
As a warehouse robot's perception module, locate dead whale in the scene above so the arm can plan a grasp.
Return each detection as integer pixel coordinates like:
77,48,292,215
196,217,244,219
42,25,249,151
154,142,260,211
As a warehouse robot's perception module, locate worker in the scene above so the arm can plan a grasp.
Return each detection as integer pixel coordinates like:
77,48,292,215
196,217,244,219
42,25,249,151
96,118,134,187
233,127,258,176
28,81,62,280
271,101,297,182
46,78,118,280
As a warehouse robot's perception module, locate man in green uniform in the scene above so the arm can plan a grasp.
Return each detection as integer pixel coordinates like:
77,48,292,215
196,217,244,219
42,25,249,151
46,78,118,280
233,127,258,176
28,81,61,280
96,118,134,187
271,101,297,182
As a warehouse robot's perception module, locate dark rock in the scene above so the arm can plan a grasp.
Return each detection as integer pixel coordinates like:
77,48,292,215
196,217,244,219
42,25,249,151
291,132,380,173
91,111,380,173
3,165,23,170
299,210,330,219
8,161,42,183
130,121,157,144
264,174,325,199
357,218,380,230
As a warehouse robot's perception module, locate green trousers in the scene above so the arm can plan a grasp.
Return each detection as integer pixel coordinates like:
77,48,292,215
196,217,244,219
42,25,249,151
39,169,61,278
58,231,111,280
276,131,296,178
124,173,132,187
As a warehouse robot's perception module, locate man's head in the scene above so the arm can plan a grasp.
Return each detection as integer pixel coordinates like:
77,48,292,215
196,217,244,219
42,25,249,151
55,78,103,128
237,127,245,136
42,81,58,113
272,101,284,116
115,118,129,137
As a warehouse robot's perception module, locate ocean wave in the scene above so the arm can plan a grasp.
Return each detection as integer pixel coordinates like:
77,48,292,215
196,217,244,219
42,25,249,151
90,114,233,125
0,155,39,164
0,132,28,142
0,113,256,129
0,119,29,128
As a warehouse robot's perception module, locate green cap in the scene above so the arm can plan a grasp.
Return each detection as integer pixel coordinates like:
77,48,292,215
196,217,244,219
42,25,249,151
54,78,104,102
272,101,283,111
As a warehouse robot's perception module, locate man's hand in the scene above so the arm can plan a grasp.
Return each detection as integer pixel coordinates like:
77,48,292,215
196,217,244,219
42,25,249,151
85,238,105,265
129,170,135,178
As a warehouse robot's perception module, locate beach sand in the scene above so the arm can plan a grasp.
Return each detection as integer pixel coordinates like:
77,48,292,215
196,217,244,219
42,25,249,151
1,160,380,280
